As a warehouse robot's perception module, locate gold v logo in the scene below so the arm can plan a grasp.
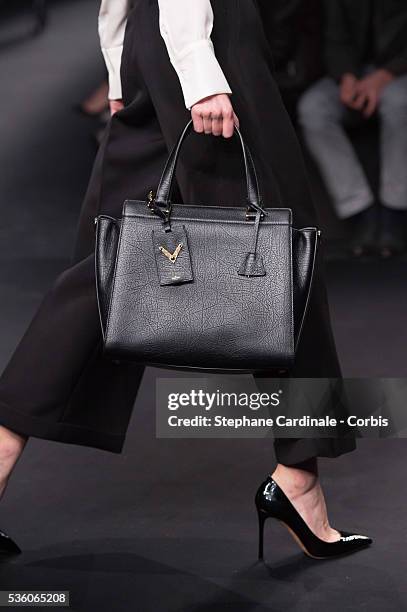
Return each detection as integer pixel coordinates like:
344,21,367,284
159,243,183,263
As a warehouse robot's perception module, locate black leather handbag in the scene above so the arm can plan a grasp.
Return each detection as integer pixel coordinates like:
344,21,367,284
95,121,319,372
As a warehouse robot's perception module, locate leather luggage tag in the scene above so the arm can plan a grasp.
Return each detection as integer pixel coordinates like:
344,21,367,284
152,225,194,286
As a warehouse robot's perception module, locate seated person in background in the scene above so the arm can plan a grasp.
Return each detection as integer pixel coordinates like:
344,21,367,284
257,0,323,114
298,0,407,258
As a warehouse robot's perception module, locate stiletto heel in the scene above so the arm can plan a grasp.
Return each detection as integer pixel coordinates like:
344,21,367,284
257,509,267,560
255,476,372,560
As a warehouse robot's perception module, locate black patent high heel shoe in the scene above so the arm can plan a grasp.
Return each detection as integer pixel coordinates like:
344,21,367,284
0,530,21,556
255,476,372,560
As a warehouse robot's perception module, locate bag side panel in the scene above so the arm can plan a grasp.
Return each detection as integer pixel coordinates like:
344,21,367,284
95,216,121,337
292,228,318,348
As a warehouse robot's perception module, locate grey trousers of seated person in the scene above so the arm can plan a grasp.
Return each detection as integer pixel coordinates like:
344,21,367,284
298,71,407,219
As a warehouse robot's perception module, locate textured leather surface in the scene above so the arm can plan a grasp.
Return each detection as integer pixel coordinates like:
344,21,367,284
95,207,318,367
238,253,266,277
101,201,295,370
125,201,290,223
152,225,193,286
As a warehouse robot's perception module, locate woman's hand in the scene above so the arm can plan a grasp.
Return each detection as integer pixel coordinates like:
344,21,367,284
191,94,239,138
109,99,124,116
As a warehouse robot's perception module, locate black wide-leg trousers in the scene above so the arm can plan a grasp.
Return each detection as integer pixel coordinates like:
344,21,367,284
0,0,355,464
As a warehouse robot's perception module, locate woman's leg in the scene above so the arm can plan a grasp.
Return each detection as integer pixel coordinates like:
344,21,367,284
217,1,357,539
272,459,340,543
123,1,361,548
0,426,27,499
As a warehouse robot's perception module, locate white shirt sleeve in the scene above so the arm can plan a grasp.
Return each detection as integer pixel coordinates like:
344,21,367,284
157,0,232,109
98,0,130,101
98,0,232,108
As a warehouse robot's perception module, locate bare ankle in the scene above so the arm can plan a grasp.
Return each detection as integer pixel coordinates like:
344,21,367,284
0,426,26,485
272,463,318,499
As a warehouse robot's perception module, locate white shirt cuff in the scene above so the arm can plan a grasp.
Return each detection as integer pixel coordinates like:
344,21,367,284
101,46,123,100
174,40,232,109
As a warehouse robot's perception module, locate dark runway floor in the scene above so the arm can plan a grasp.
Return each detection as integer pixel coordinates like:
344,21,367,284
0,2,406,611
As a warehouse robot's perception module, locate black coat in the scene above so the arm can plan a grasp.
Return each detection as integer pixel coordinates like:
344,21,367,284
323,0,407,80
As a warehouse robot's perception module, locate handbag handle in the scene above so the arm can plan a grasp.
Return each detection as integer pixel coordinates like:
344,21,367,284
152,120,267,222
